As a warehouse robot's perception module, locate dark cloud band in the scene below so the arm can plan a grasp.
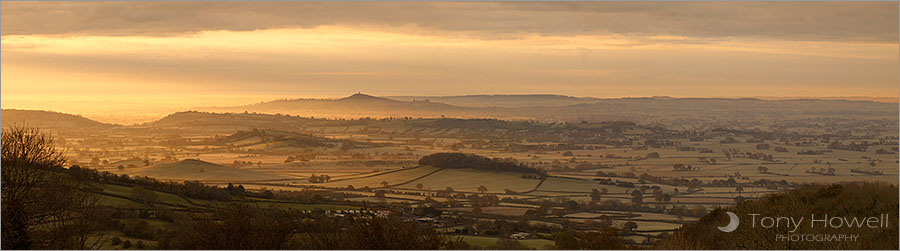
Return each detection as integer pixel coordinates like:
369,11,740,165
2,2,897,42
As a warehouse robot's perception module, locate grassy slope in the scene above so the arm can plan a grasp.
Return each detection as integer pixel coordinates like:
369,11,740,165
123,159,288,181
657,182,899,250
92,180,360,249
102,184,193,207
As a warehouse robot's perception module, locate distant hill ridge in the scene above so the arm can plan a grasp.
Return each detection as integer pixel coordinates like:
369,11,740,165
196,93,468,118
387,94,590,108
189,93,898,123
1,109,112,129
387,94,897,107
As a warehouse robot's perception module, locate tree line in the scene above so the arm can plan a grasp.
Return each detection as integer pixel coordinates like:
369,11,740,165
418,152,546,176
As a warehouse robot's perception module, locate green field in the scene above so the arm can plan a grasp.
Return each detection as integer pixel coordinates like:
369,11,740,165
103,184,193,207
322,165,441,188
98,195,149,209
116,159,289,182
395,168,542,193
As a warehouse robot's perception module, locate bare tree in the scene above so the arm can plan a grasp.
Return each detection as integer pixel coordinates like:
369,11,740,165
2,126,102,249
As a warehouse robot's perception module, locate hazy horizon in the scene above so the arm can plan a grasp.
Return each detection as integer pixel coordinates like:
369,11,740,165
2,92,898,125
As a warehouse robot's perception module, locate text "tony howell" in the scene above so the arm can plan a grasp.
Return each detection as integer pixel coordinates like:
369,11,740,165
748,213,890,232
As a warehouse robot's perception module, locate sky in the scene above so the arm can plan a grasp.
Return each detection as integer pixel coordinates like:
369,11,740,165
1,2,898,124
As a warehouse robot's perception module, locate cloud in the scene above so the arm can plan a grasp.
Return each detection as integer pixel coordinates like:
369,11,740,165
1,2,897,42
2,26,896,99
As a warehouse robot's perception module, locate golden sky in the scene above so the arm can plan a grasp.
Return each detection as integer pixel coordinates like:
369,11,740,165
1,2,897,123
